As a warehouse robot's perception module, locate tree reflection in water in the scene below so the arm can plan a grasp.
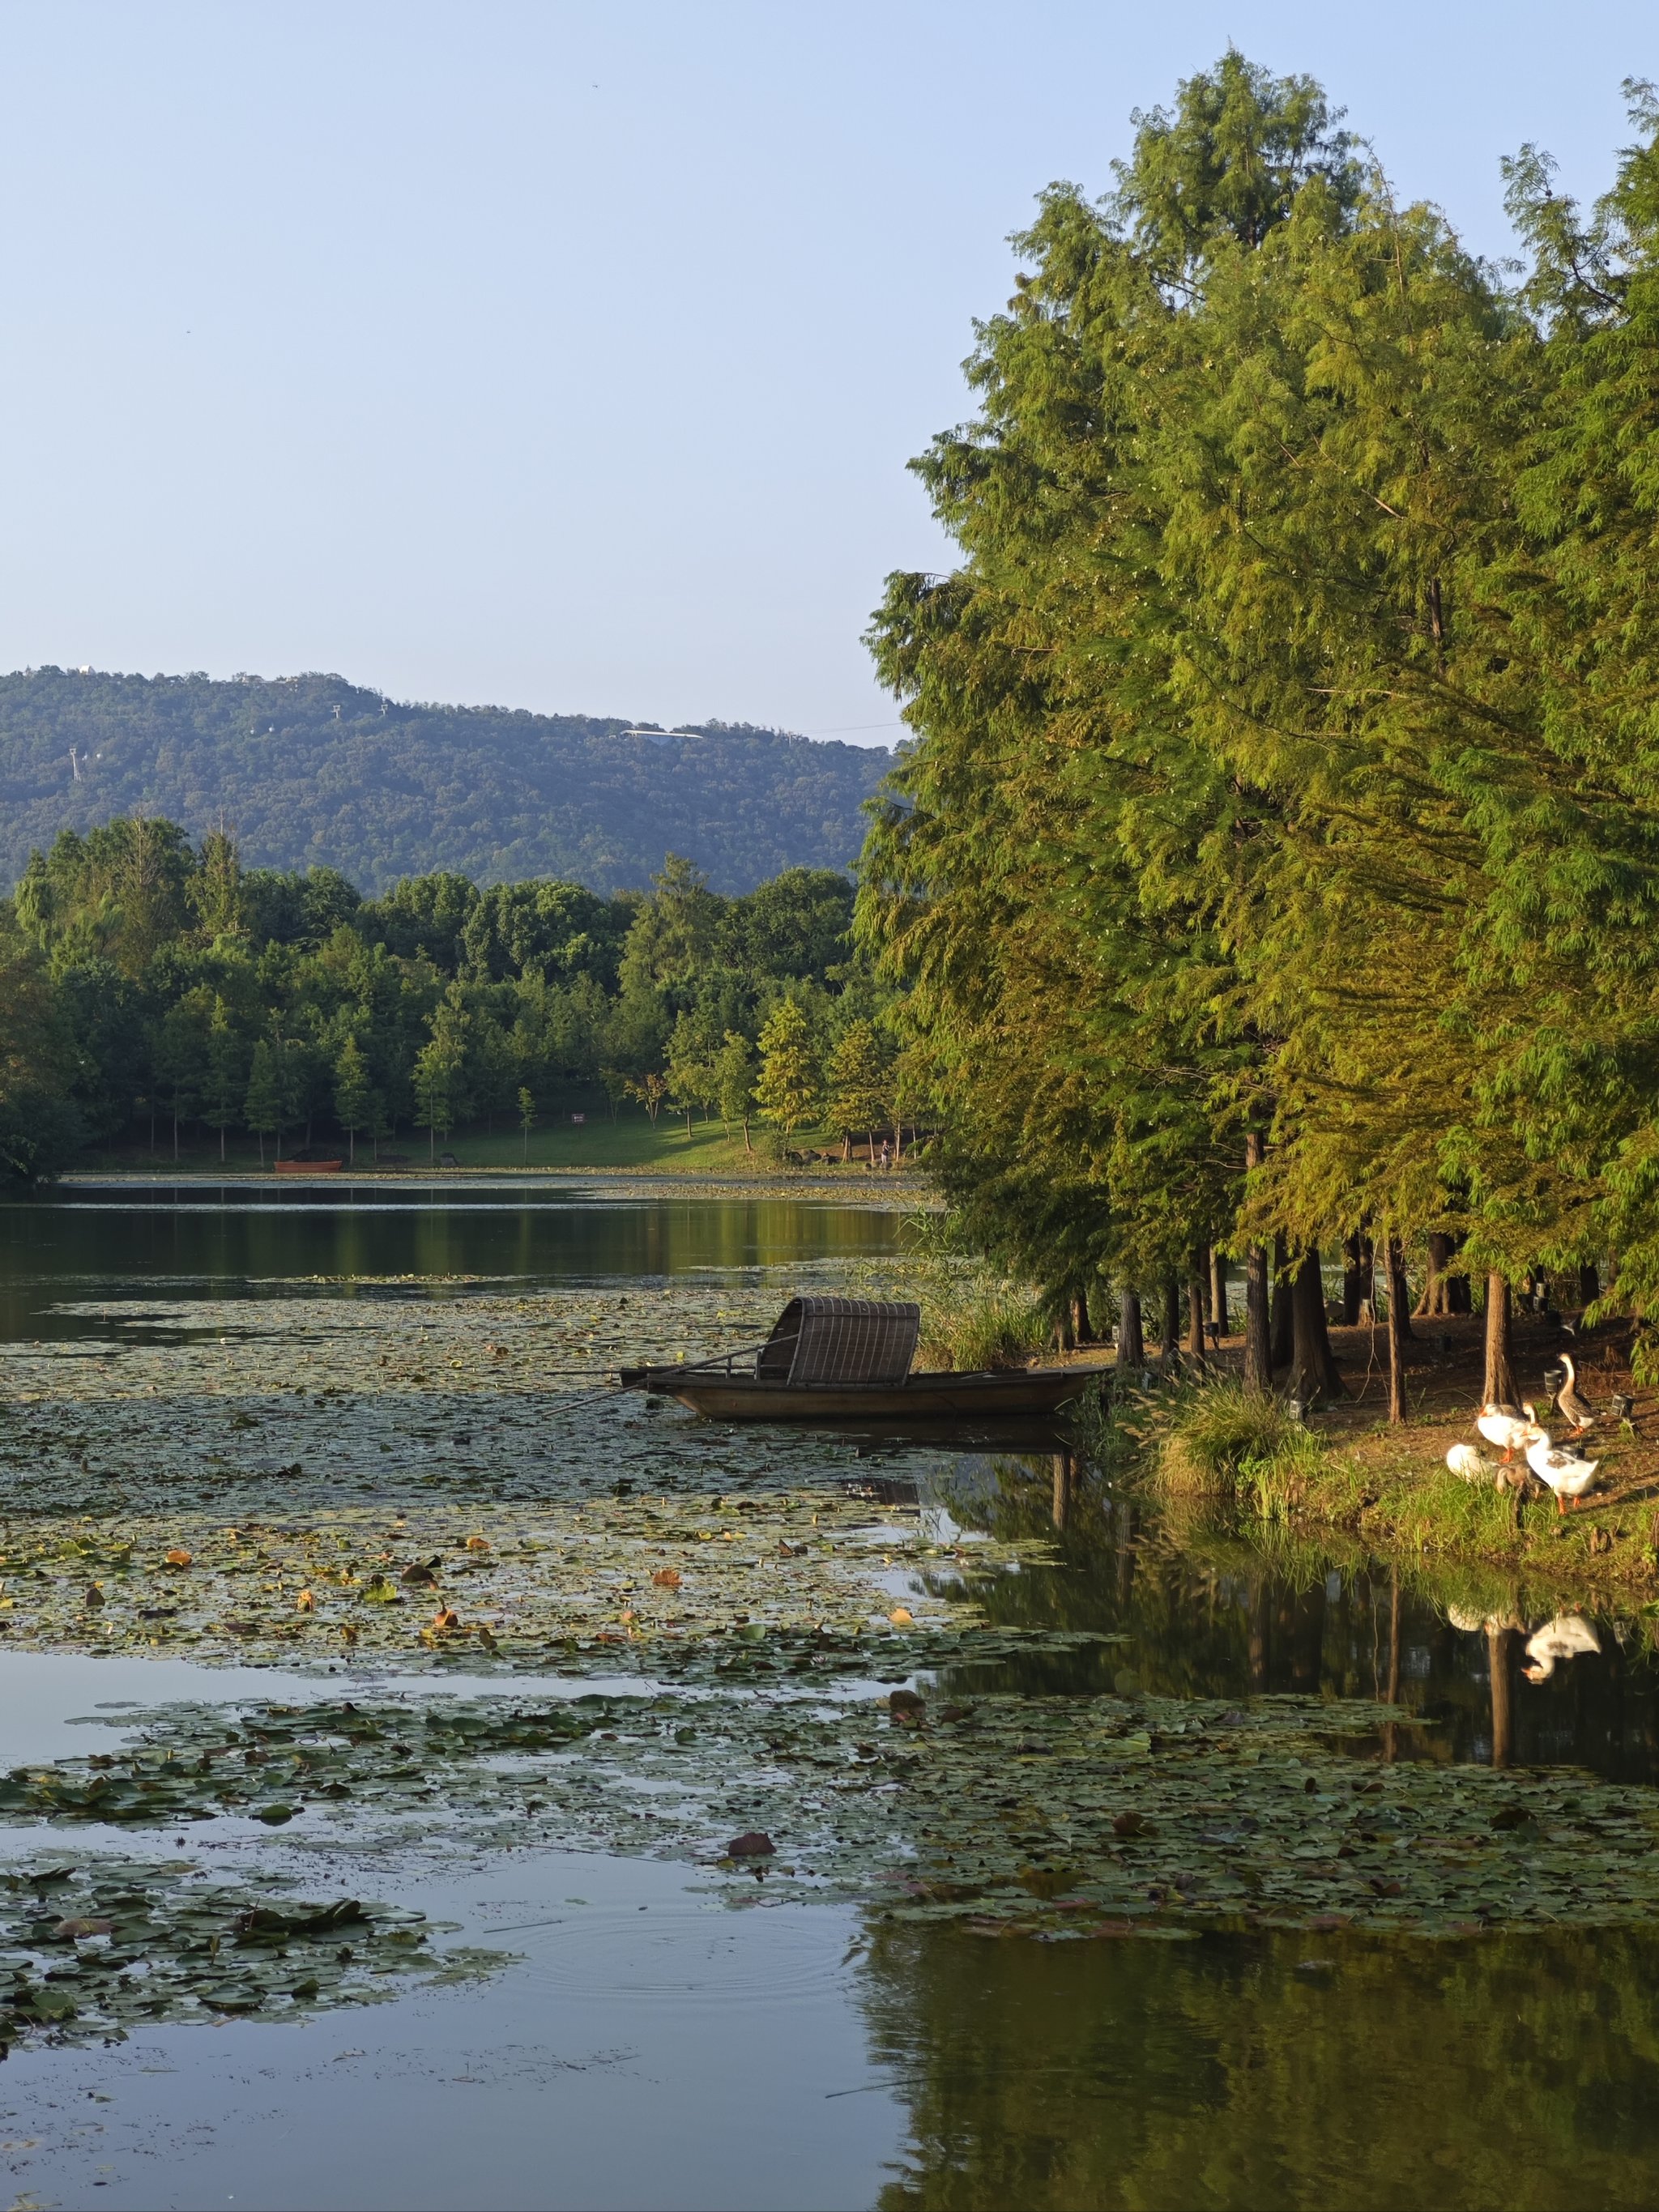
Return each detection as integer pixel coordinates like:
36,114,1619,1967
853,1452,1659,2204
857,1917,1659,2210
921,1451,1659,1784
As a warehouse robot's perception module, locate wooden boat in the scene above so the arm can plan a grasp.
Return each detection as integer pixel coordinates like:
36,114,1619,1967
619,1295,1102,1424
274,1159,343,1174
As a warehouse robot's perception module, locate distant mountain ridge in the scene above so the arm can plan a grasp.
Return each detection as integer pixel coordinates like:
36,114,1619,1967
0,667,893,893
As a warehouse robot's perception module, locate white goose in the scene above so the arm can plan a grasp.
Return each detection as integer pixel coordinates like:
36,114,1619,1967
1446,1443,1496,1481
1477,1400,1537,1462
1524,1421,1601,1515
1522,1614,1601,1683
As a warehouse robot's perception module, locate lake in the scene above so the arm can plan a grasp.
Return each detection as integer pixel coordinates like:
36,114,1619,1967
0,1178,1656,2210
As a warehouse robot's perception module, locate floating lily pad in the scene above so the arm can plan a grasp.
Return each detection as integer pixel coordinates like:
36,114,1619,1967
0,1856,509,2049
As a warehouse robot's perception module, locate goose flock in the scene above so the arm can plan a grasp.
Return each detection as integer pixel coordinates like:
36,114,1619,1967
1450,1353,1622,1513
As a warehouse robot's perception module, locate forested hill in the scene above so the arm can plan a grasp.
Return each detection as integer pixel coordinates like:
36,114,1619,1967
0,667,892,894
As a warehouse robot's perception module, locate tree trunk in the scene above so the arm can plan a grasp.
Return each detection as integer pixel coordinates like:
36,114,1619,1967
1161,1272,1181,1370
1341,1232,1363,1325
1417,1231,1451,1317
172,1114,179,1164
1578,1260,1600,1308
1243,1133,1271,1390
1386,1234,1410,1424
1073,1294,1095,1346
257,1130,265,1167
1482,1272,1516,1406
1117,1286,1144,1373
1210,1248,1228,1335
1290,1250,1344,1402
220,1125,226,1165
1270,1235,1293,1372
1188,1258,1206,1370
1387,1570,1401,1707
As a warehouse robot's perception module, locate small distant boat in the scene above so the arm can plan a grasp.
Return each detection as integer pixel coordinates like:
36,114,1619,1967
620,1296,1098,1423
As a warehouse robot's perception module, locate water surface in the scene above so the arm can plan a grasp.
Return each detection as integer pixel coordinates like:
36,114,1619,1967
0,1183,1655,2210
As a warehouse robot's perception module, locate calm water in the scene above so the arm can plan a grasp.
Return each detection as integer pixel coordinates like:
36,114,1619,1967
2,1183,1657,2210
0,1175,904,1340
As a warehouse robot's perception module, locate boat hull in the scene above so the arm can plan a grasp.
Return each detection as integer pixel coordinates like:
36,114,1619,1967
649,1367,1102,1422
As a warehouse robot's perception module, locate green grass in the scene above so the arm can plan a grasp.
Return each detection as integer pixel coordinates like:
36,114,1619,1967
1148,1378,1320,1498
72,1114,911,1178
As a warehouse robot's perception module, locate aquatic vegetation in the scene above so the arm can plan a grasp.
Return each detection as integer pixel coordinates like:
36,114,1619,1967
2,1682,1657,1954
0,1270,973,1521
0,1855,505,2048
0,1487,1072,1668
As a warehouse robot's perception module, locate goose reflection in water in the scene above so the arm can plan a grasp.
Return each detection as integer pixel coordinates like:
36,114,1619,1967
1522,1614,1602,1683
1444,1606,1602,1768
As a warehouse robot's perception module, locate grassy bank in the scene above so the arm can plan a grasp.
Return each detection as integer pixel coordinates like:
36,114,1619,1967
69,1114,919,1178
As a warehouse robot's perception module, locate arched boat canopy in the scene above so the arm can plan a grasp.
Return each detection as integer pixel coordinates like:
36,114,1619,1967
757,1297,921,1387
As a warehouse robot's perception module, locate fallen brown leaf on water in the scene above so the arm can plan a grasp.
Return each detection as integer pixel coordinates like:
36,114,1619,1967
431,1607,459,1631
889,1607,914,1626
726,1831,775,1859
296,1589,315,1613
1112,1811,1153,1838
652,1568,681,1589
164,1549,193,1568
465,1536,490,1551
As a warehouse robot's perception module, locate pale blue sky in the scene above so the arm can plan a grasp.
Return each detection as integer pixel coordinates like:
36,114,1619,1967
0,2,1649,742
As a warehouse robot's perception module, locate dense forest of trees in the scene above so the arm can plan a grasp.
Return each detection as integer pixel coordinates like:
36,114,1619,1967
0,669,890,894
856,52,1659,1408
0,819,914,1174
